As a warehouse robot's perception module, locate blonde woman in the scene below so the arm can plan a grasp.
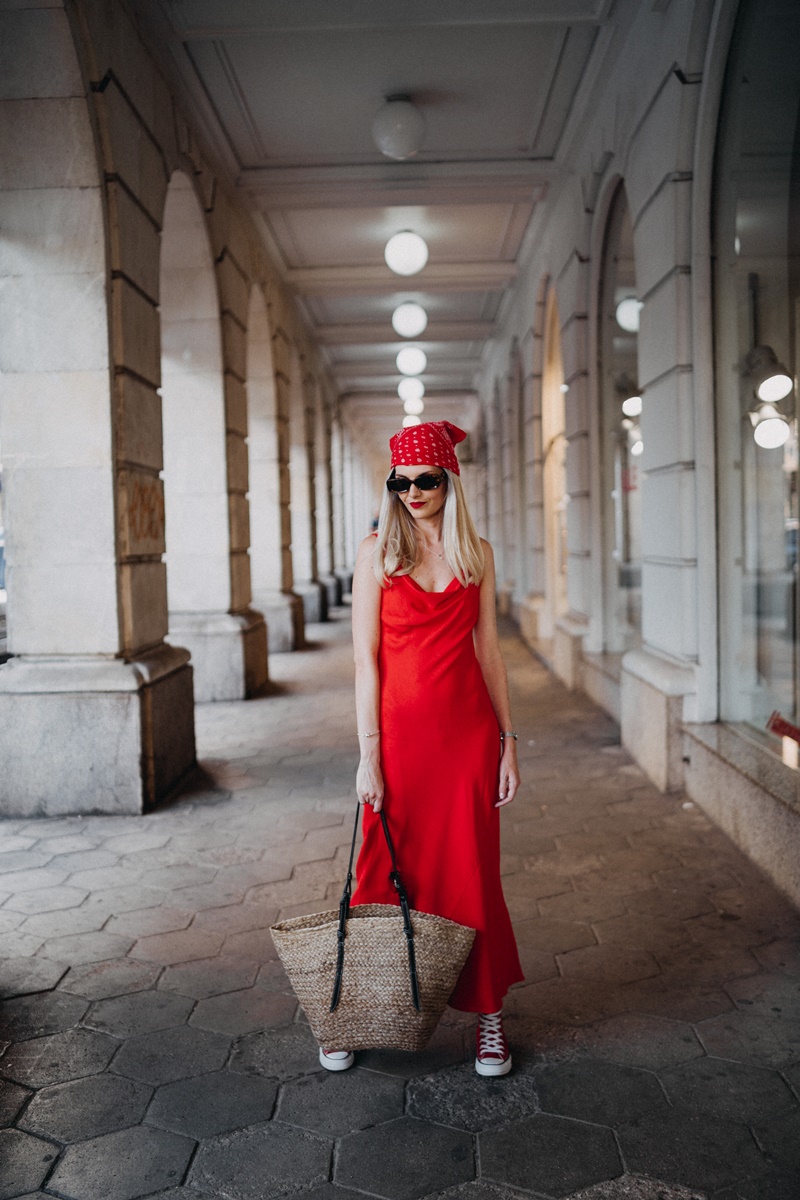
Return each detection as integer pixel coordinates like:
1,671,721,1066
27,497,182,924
319,420,523,1077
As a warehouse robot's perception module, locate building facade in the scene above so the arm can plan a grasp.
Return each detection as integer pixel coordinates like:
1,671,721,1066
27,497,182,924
1,0,798,904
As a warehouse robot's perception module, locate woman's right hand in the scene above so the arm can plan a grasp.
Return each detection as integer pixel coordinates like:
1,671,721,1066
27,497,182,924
356,757,384,812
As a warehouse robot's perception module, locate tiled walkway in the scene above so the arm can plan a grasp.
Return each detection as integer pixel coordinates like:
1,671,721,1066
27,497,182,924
2,610,800,1200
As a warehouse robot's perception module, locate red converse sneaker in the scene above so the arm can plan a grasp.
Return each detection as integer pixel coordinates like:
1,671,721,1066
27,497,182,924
475,1011,512,1076
319,1048,354,1071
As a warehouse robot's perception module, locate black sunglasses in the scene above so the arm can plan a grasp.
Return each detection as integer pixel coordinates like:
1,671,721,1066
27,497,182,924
386,471,447,494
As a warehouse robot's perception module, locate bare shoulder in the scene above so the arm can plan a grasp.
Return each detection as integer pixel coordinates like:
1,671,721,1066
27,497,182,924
356,533,378,562
480,538,495,571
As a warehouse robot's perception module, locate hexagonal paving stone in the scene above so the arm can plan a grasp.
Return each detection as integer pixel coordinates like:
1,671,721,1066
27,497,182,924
158,956,259,999
111,1025,232,1085
0,1028,117,1087
47,1124,195,1200
753,938,800,977
407,1063,539,1132
621,977,733,1024
336,1116,473,1200
18,1074,152,1142
660,1057,798,1124
189,1121,331,1199
0,1128,58,1199
726,973,800,1020
696,1011,800,1067
85,990,194,1038
278,1067,404,1137
145,1070,277,1139
229,1023,321,1081
59,958,163,1000
566,1176,706,1200
132,929,224,965
533,1058,668,1127
616,1110,766,1193
191,902,277,936
752,1108,800,1174
189,987,296,1035
4,885,88,915
480,1113,622,1198
104,908,194,938
0,991,87,1040
0,1079,31,1127
577,1014,704,1070
0,956,68,999
537,890,627,924
556,944,660,985
712,1170,800,1200
424,1184,548,1200
511,917,596,955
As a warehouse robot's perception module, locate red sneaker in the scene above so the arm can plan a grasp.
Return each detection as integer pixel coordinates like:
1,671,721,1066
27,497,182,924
475,1011,512,1076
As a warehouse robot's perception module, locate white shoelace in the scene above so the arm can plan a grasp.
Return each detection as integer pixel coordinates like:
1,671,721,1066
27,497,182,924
478,1011,507,1059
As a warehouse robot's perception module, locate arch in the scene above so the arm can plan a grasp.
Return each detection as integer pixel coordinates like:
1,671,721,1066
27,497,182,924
540,289,569,641
596,179,642,655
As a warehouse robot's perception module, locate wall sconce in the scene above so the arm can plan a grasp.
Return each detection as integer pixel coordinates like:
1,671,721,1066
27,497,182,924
743,345,794,449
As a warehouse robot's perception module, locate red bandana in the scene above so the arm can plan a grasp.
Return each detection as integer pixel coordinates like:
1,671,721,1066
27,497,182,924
389,420,467,476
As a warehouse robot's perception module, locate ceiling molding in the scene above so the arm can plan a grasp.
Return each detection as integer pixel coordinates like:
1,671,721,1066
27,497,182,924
316,321,496,345
287,262,517,296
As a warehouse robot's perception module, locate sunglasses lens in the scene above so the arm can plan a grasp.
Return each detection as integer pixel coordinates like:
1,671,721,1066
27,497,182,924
386,473,444,493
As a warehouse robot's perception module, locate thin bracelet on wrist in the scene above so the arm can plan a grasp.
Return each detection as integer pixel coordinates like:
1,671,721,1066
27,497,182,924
358,730,381,738
500,731,518,741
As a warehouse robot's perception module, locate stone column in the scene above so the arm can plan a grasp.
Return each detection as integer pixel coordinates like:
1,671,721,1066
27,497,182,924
0,7,194,814
330,416,352,594
288,352,327,624
314,387,340,609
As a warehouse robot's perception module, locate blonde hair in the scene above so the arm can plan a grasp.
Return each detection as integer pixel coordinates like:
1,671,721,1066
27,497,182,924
372,468,485,587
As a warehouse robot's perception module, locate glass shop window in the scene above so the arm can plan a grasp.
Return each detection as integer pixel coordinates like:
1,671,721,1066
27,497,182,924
714,0,800,751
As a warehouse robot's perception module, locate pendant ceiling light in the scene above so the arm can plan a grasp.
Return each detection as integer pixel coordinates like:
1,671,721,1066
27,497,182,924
385,231,429,276
372,95,426,161
403,396,425,416
396,346,427,376
392,302,428,338
402,414,422,428
398,376,424,404
622,394,642,417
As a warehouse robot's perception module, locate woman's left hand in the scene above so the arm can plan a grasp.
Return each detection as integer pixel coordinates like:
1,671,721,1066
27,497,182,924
496,741,520,808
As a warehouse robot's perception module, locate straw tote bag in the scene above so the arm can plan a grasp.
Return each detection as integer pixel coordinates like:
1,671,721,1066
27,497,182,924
269,803,476,1052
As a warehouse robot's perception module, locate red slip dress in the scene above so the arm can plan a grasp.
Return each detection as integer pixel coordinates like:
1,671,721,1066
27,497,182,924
351,570,524,1013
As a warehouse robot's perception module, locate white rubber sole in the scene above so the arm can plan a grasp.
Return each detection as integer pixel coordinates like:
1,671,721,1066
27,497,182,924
319,1049,354,1071
475,1054,512,1077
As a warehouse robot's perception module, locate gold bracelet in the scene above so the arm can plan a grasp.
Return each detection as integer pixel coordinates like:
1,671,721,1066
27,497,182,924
358,730,381,738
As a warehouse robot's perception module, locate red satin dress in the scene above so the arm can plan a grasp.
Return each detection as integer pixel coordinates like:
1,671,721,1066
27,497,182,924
351,571,524,1012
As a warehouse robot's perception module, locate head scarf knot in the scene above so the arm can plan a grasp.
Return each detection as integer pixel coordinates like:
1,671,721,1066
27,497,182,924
389,420,467,476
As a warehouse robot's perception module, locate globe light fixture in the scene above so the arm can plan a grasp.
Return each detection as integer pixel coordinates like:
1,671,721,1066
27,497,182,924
630,439,644,457
372,95,426,161
385,231,429,276
402,414,422,428
392,302,428,338
616,297,643,333
403,397,425,416
622,394,643,417
753,415,790,449
398,376,424,403
396,346,427,375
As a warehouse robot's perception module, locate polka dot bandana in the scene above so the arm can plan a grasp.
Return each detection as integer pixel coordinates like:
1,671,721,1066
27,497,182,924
389,420,467,475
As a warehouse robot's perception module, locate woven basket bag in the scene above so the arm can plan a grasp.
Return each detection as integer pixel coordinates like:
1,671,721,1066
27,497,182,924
270,805,476,1052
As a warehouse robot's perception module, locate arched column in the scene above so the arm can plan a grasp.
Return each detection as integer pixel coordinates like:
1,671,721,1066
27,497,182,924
314,387,340,609
0,4,195,813
541,291,569,656
160,171,267,700
246,284,303,651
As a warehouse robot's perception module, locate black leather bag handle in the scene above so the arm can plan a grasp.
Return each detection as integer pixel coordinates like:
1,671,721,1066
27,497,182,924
330,801,420,1013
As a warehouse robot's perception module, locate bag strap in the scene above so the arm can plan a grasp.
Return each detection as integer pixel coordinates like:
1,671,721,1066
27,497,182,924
330,801,421,1013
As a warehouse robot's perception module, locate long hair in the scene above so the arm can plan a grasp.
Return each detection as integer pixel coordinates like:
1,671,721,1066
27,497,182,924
372,468,485,587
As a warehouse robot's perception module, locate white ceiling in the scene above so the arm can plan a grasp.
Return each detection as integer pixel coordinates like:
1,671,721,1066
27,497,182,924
135,0,613,466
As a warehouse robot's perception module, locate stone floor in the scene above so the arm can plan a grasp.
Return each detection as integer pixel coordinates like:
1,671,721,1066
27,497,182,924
2,609,800,1200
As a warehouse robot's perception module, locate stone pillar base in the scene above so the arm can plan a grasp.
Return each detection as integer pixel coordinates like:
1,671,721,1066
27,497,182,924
621,648,696,793
294,581,328,625
553,614,589,690
253,590,305,653
335,568,353,598
0,646,196,816
319,573,341,609
167,608,268,702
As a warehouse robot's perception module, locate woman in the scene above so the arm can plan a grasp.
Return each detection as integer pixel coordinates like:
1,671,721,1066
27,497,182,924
320,420,524,1076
